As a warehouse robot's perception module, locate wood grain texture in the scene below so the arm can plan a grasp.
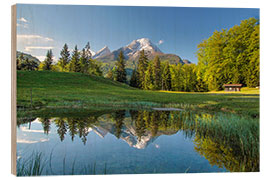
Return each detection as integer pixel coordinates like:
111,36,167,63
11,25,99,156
11,4,17,176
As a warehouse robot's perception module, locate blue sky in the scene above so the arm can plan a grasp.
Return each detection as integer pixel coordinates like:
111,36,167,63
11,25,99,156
16,4,259,63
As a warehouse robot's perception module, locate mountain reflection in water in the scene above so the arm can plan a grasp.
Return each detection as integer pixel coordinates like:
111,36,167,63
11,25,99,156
16,109,259,175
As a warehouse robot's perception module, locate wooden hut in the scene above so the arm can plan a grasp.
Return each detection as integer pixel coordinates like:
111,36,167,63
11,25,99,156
223,84,243,92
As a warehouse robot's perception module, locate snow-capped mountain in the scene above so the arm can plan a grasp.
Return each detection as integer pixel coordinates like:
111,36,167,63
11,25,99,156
112,38,162,60
92,46,111,59
122,38,162,58
95,38,184,65
90,49,96,57
87,115,179,149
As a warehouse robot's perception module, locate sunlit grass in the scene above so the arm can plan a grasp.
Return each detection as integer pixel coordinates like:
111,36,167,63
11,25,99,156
159,87,259,95
17,71,259,117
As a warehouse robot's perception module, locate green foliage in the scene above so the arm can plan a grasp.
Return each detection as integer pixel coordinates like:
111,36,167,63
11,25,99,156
79,48,91,74
144,62,154,90
16,51,40,71
246,25,260,87
137,50,149,88
171,63,183,91
152,56,162,90
106,68,114,80
129,68,139,88
111,110,125,139
181,64,198,92
161,61,172,91
17,53,24,70
20,57,39,71
115,51,127,83
69,45,81,72
42,50,53,71
193,113,259,172
58,43,70,71
197,18,260,90
88,59,103,76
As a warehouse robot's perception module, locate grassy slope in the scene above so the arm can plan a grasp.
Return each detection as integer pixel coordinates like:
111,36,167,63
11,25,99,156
17,71,259,117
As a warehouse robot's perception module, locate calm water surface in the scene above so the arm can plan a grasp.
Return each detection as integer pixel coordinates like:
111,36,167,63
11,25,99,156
17,109,253,175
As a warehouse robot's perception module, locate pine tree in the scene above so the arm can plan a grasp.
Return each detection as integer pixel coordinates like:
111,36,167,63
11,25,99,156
84,42,92,60
113,111,125,139
69,45,80,72
144,62,154,90
79,48,90,74
43,49,53,70
58,43,70,71
115,51,127,83
171,64,183,91
130,68,139,88
55,118,67,142
152,55,162,90
137,50,149,89
161,62,172,91
89,59,103,76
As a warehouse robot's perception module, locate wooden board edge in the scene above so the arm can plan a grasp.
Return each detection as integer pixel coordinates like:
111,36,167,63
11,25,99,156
11,4,17,176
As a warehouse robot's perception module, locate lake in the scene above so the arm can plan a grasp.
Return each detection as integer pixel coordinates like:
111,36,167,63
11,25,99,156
16,109,258,175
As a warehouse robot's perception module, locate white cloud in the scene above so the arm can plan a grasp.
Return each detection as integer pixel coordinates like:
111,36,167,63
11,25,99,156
17,139,38,144
17,17,29,29
18,17,28,23
158,40,164,45
25,46,54,52
17,34,54,42
20,126,44,133
17,138,49,144
17,23,28,29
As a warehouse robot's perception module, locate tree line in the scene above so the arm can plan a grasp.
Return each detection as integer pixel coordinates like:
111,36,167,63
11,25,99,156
110,17,260,92
105,49,198,91
17,17,259,92
17,42,103,76
126,50,199,91
196,17,260,90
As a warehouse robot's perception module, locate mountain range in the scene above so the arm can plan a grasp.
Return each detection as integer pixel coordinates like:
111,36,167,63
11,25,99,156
89,116,179,149
17,38,192,68
92,38,191,65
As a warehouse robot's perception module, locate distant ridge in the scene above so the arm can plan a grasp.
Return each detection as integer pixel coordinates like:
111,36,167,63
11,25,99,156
94,38,185,65
92,46,111,59
16,51,40,64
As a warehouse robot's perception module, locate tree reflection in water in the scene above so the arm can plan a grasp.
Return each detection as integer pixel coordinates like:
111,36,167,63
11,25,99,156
18,109,259,172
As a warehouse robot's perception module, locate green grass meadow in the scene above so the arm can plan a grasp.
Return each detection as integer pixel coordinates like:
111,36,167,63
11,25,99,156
17,71,259,117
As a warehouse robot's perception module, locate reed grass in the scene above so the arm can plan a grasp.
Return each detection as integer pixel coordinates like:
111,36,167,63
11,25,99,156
17,151,108,176
175,111,259,171
17,152,46,176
